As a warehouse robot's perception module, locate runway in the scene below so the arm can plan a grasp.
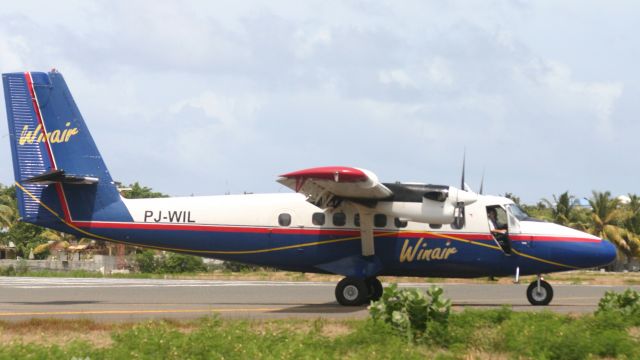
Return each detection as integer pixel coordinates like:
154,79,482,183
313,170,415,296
0,277,637,322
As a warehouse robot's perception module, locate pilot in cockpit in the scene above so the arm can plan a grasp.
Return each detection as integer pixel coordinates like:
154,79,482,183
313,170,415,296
487,207,506,235
487,207,511,254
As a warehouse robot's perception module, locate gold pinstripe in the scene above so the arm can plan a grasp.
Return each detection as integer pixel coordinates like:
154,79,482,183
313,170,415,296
15,182,579,268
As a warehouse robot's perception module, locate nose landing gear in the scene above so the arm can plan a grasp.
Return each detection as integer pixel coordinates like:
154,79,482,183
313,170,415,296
335,277,383,306
526,275,553,306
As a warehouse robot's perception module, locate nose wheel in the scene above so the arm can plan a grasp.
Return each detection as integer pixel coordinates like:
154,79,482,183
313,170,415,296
335,277,383,306
526,277,553,306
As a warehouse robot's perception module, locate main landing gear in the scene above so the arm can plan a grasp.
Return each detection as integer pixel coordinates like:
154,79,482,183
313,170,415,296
335,277,383,306
526,275,554,306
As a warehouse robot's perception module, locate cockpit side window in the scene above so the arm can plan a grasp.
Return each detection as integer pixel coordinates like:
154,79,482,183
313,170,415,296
487,205,512,254
486,206,508,231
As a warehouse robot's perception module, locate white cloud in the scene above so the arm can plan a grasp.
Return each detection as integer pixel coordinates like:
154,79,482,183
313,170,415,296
294,27,332,59
378,68,416,88
424,57,454,87
516,60,623,137
0,31,28,70
167,92,264,165
170,92,263,131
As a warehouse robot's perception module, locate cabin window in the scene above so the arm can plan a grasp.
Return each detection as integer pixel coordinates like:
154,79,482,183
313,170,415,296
333,213,346,226
374,214,387,228
429,223,442,229
394,217,408,228
354,214,360,227
312,212,325,226
278,213,291,226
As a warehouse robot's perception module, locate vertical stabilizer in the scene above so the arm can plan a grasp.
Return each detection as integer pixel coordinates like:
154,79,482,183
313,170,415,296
3,71,131,226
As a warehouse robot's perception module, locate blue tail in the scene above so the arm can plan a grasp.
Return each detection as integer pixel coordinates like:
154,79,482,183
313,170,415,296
2,70,131,230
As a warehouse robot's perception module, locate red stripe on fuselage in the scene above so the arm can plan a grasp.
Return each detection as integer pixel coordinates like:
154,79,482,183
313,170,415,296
69,221,600,243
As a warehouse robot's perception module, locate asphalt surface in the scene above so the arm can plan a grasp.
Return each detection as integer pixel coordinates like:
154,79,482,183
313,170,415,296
0,277,637,322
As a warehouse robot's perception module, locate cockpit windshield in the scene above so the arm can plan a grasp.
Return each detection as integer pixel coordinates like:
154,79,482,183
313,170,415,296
506,204,530,221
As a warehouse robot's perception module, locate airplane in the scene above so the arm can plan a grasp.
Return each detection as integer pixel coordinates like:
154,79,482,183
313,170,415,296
2,70,617,306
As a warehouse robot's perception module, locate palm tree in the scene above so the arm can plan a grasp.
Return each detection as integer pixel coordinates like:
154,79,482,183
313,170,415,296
0,203,13,229
588,191,640,259
0,189,16,230
624,194,640,235
542,191,576,226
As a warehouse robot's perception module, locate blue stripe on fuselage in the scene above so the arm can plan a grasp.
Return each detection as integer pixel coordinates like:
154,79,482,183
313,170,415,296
74,225,597,277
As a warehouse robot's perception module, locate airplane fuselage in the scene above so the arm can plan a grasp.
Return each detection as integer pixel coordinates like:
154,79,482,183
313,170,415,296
41,190,613,279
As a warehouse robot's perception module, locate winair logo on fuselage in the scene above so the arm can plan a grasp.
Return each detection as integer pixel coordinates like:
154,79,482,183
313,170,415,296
399,238,458,263
18,123,79,145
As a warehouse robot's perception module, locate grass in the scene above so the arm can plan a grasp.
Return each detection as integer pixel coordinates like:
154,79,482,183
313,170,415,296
0,309,638,359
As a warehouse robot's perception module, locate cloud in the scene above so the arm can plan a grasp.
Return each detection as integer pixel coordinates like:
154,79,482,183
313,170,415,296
524,60,623,136
170,91,263,139
0,31,28,70
378,68,416,88
0,1,637,201
294,27,332,59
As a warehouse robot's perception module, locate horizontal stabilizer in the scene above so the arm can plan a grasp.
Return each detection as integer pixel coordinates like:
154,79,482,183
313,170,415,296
23,169,99,185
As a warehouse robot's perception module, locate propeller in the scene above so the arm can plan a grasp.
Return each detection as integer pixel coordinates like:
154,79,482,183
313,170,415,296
460,151,466,191
451,151,482,228
453,151,467,229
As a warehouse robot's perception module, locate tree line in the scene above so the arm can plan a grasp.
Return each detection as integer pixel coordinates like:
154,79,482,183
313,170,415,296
510,191,640,261
0,182,165,259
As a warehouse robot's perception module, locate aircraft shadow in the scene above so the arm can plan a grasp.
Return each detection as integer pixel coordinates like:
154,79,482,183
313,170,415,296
271,302,365,314
2,300,103,306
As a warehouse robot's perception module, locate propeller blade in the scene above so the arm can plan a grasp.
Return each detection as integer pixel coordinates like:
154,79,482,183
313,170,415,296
460,151,466,191
479,168,485,195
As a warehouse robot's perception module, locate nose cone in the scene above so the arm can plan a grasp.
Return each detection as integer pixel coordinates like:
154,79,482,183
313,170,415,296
598,239,618,266
570,237,618,269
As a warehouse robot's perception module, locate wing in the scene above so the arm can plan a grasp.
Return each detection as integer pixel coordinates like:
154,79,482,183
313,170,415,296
277,166,393,208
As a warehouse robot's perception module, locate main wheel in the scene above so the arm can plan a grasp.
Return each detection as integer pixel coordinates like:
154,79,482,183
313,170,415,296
526,280,553,306
335,277,369,306
366,277,383,301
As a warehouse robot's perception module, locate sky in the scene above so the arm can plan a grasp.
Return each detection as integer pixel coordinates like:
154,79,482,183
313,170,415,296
0,1,637,204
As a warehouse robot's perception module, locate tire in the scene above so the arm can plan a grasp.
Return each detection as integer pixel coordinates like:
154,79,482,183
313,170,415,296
366,278,383,302
526,280,553,306
335,277,369,306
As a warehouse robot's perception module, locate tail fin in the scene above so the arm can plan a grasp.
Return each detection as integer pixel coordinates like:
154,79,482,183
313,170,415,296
3,70,131,228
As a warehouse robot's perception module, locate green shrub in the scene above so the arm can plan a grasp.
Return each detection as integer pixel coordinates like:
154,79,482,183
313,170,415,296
158,252,206,273
134,250,206,274
596,288,640,324
219,260,262,272
135,249,160,273
369,283,451,343
0,265,16,276
15,259,28,275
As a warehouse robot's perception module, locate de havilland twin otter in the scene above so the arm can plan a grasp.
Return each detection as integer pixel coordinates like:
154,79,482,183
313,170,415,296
3,70,617,306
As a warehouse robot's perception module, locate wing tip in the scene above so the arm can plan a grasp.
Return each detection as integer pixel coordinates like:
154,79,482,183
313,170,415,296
280,166,368,182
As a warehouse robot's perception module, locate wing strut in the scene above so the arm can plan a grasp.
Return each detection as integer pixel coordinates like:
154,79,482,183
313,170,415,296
354,204,375,256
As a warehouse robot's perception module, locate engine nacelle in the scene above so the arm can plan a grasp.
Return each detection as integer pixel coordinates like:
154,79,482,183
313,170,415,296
376,185,477,225
420,197,456,224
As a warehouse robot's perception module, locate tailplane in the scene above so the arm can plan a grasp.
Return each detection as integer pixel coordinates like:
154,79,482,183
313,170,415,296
2,70,131,229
